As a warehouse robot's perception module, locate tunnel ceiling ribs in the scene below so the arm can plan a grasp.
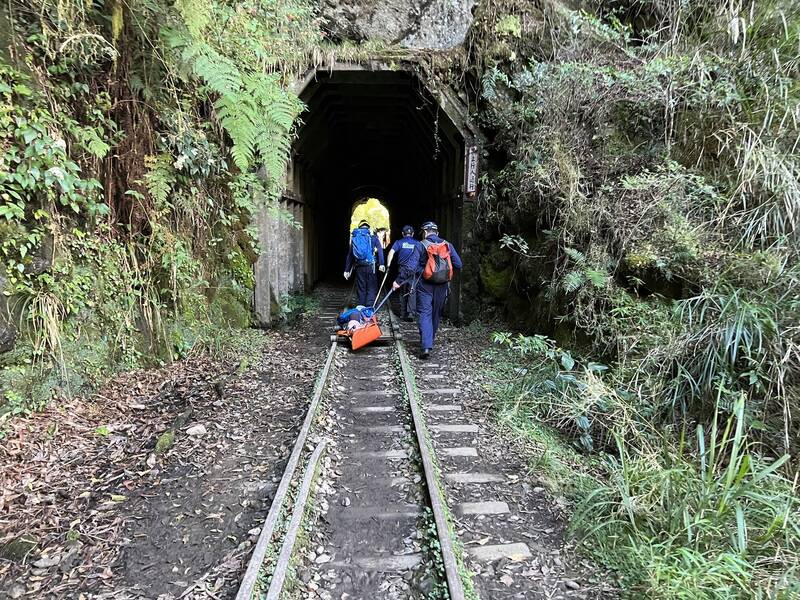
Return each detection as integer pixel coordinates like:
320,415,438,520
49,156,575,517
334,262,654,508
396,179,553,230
294,95,456,165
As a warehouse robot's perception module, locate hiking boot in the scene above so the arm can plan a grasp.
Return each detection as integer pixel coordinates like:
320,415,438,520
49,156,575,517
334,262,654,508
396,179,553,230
419,348,431,360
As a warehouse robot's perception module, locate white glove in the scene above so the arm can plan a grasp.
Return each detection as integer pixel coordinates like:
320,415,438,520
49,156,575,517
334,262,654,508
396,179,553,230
343,271,351,280
378,265,386,273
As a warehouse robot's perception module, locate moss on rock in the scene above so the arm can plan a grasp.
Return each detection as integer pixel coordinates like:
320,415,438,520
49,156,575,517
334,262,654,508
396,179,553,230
213,282,252,329
479,245,514,300
480,260,513,300
155,430,175,454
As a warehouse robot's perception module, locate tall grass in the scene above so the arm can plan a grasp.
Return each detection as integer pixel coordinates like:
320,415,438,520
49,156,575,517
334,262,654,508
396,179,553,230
492,332,659,452
670,285,779,407
573,397,800,598
476,0,800,597
491,334,800,598
26,290,67,385
654,276,800,452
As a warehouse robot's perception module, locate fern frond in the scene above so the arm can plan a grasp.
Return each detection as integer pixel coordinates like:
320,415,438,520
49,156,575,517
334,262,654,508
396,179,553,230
144,154,176,207
192,47,242,96
77,126,111,158
216,94,259,171
175,31,300,177
563,270,586,293
564,247,586,265
585,269,609,289
161,26,188,50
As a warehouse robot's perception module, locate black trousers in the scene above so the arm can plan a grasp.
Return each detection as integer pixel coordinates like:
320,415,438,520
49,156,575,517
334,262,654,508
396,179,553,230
398,268,417,318
354,264,377,306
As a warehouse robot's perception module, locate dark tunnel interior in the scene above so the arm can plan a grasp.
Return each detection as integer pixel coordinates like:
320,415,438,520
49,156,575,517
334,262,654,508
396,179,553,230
289,69,466,285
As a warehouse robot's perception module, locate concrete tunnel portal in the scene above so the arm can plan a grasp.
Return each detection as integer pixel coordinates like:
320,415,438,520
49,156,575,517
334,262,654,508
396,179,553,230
254,66,479,325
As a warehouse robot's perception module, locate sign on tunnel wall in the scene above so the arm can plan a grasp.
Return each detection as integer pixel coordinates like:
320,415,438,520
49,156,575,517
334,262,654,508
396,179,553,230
464,144,479,198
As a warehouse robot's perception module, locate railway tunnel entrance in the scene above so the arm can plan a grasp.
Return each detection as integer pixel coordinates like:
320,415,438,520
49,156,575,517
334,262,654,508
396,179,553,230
254,66,479,325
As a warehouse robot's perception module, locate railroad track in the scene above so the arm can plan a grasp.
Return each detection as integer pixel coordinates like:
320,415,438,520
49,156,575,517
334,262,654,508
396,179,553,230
234,290,468,600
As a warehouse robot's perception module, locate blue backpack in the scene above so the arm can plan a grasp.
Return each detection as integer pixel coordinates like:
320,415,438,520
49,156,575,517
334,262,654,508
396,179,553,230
351,228,374,265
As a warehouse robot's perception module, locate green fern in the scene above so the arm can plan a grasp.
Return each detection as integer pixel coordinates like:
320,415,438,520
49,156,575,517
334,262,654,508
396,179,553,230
563,270,585,293
564,247,586,265
78,126,111,158
586,269,609,289
189,45,242,97
170,29,301,176
144,154,176,208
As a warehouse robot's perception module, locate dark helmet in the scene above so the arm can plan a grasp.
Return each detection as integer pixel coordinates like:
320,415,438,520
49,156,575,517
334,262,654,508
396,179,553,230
358,220,370,229
402,225,414,236
421,221,438,232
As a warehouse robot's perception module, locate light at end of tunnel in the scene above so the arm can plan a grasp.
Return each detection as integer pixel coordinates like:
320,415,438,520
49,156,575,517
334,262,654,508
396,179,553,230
350,197,390,239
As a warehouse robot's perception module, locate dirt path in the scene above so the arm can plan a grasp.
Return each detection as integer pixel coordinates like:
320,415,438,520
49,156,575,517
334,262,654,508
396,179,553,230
395,319,618,599
0,314,329,599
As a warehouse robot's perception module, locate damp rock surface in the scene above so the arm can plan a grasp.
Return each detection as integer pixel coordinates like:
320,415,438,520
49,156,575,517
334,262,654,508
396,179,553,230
321,0,476,49
0,271,17,354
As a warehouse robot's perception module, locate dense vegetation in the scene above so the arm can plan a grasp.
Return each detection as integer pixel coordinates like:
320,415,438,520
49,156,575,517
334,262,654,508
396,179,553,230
0,0,319,414
2,0,799,597
474,1,800,597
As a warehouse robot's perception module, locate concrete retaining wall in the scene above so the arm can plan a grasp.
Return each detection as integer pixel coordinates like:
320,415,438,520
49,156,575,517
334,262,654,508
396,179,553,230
254,195,305,326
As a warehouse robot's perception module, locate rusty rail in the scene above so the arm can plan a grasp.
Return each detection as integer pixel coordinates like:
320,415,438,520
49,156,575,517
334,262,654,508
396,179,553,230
388,310,466,600
235,340,336,600
238,297,466,600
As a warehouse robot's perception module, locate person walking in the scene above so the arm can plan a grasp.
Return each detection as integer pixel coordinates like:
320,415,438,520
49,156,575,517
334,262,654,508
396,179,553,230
344,220,385,306
388,225,425,321
375,227,391,250
414,221,462,359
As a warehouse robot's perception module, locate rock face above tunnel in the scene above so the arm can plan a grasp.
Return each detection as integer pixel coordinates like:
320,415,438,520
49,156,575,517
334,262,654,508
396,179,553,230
322,0,476,49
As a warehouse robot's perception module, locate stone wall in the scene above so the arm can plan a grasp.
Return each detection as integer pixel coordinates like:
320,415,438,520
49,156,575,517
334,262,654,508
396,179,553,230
254,197,306,326
321,0,476,49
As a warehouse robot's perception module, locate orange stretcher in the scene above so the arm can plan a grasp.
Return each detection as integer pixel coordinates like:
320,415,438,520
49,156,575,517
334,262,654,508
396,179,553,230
335,315,383,351
333,282,404,351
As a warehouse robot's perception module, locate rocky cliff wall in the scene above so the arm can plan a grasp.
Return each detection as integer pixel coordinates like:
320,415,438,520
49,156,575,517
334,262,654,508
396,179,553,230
321,0,476,49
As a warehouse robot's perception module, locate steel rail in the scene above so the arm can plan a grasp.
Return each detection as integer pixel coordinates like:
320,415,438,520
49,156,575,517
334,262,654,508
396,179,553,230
235,340,337,600
388,310,466,600
265,440,328,600
237,296,464,600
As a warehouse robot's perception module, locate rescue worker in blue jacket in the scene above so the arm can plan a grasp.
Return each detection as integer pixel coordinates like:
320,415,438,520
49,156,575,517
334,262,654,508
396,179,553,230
412,221,462,359
344,220,385,307
387,225,425,321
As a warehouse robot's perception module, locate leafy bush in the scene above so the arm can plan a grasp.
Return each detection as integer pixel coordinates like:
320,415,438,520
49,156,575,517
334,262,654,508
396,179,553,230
474,0,800,447
493,332,654,452
1,0,322,413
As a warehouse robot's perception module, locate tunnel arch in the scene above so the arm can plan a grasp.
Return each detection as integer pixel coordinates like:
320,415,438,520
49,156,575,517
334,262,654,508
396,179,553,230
254,64,480,325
